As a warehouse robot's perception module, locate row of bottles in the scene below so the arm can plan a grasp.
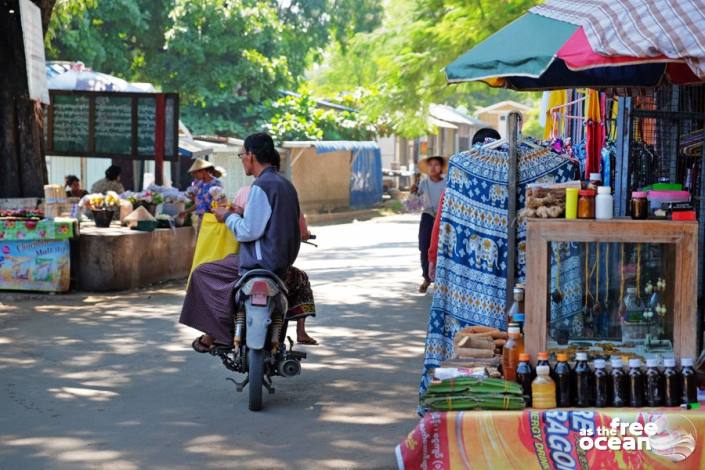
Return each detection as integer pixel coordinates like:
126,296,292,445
515,353,698,409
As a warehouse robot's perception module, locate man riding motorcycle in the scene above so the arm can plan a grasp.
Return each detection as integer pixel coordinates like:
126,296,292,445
179,132,301,351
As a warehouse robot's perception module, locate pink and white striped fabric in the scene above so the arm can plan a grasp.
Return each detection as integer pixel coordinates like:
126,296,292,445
531,0,705,78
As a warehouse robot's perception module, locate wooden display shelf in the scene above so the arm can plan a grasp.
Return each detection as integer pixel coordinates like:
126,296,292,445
525,218,698,362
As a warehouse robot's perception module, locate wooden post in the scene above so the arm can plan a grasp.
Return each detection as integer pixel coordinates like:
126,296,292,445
506,111,521,316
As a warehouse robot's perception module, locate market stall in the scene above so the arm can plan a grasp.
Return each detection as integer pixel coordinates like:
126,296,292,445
405,1,705,469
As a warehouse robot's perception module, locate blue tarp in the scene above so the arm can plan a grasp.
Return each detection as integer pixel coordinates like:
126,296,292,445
313,141,382,209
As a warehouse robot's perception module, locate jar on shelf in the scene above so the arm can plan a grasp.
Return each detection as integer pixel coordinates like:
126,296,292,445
589,172,603,189
630,191,648,219
577,189,596,219
595,186,614,219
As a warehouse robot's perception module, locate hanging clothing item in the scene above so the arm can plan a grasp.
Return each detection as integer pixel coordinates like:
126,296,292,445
419,142,576,400
543,89,569,140
584,89,604,178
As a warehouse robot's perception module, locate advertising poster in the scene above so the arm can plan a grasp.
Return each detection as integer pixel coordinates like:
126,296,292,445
0,240,70,292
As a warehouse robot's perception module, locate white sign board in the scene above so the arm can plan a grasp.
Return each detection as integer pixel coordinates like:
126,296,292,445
19,0,50,104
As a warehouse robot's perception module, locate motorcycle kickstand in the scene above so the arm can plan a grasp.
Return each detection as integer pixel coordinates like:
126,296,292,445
226,376,248,392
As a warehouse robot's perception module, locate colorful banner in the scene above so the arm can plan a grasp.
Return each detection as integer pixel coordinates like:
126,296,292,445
397,409,705,469
0,219,74,241
0,240,71,292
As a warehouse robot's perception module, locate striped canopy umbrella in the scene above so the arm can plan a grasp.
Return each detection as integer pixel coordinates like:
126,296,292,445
446,7,704,90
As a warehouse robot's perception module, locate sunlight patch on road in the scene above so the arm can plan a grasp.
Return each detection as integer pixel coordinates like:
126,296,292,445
1,435,136,469
184,434,255,457
317,403,410,425
48,386,119,401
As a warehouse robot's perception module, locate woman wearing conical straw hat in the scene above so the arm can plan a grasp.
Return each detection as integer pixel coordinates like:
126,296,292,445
180,158,225,229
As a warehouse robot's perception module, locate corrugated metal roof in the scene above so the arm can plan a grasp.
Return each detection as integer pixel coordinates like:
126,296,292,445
429,104,489,127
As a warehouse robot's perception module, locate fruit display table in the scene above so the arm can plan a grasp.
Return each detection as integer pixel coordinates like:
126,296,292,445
396,408,704,469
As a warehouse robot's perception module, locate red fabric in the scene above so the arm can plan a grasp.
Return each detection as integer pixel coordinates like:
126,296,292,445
557,27,670,70
585,119,604,179
427,191,445,277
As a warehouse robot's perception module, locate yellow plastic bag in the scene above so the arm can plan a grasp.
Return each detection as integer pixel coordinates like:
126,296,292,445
190,213,239,275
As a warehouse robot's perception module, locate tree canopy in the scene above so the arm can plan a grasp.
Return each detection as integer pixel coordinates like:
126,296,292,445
309,0,541,137
46,0,383,136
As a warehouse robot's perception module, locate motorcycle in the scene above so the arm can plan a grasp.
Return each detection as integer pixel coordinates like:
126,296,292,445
208,235,316,411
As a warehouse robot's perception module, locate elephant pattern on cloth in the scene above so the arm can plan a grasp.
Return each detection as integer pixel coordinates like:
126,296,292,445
419,141,576,403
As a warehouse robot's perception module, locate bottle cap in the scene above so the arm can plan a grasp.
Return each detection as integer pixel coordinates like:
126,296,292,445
514,313,525,322
664,358,676,367
579,189,596,197
594,359,606,369
537,352,549,361
611,358,624,368
597,186,611,194
576,352,588,361
632,191,647,198
513,287,525,298
557,353,568,362
519,353,530,362
589,172,602,181
646,358,659,368
681,357,694,367
536,365,550,375
508,326,521,335
626,287,637,294
629,358,642,368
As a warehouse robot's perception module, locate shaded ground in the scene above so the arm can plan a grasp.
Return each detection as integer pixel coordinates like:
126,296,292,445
0,214,431,469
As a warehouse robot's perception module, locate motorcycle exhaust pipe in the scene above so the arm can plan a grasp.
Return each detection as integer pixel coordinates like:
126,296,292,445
277,359,301,377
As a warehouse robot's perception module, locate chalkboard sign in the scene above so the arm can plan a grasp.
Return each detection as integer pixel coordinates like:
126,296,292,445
95,96,132,155
137,97,156,155
48,90,179,161
52,94,89,153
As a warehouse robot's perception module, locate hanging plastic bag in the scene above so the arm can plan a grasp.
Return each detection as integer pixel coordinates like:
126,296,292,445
190,212,239,275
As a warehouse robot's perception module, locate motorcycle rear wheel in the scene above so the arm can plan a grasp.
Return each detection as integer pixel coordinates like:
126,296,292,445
248,348,264,411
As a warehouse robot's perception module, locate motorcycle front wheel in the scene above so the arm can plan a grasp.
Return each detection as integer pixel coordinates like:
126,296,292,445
248,348,264,411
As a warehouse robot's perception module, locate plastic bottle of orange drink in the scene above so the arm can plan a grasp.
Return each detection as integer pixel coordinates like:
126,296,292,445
532,365,557,409
502,326,523,381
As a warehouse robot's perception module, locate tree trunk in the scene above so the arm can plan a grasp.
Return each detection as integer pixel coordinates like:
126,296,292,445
0,0,55,198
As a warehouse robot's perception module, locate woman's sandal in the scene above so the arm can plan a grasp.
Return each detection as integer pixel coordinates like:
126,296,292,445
192,335,214,353
297,337,318,345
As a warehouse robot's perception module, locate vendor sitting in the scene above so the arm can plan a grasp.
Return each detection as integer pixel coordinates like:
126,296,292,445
65,175,88,198
91,165,125,194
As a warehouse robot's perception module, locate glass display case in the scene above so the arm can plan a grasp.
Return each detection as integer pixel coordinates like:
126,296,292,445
525,219,698,363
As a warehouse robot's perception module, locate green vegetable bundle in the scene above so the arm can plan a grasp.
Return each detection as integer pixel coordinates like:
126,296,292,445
422,377,525,411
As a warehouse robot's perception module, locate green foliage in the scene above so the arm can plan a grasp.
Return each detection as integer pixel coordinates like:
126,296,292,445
264,92,379,141
310,0,542,138
46,0,383,136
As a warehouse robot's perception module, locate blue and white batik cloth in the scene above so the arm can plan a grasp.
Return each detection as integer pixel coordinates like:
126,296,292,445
419,143,577,400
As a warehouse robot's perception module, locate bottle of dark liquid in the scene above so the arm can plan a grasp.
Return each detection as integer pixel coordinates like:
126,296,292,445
574,352,593,407
610,358,628,407
663,358,681,407
628,358,645,407
593,359,609,407
645,358,664,407
681,358,698,405
554,353,572,407
516,353,534,406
